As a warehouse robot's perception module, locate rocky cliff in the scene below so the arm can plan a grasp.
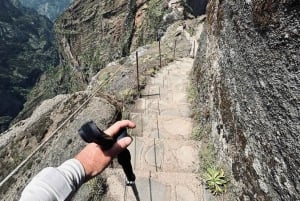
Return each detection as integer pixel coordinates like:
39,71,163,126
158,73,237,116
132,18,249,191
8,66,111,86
193,0,300,200
13,0,199,127
53,0,197,88
18,0,74,21
0,0,58,132
15,0,176,126
0,92,122,200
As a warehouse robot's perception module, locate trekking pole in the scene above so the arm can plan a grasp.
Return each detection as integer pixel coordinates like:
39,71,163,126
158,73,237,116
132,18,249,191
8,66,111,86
78,121,141,201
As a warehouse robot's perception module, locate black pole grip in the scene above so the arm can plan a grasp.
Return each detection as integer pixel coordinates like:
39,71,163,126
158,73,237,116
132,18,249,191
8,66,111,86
78,121,136,182
78,121,114,150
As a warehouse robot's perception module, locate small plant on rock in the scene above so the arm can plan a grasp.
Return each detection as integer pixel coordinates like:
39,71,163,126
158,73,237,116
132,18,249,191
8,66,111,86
119,88,137,103
88,176,107,201
204,167,229,195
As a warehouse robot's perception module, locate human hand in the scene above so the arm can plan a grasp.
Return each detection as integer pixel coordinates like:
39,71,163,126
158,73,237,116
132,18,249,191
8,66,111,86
75,120,135,180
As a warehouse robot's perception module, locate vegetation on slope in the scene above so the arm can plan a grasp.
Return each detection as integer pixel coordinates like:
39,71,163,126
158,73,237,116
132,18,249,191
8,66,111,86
0,0,58,132
18,0,73,21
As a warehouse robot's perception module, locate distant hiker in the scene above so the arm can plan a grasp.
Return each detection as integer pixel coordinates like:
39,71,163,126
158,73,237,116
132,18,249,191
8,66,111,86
19,120,135,201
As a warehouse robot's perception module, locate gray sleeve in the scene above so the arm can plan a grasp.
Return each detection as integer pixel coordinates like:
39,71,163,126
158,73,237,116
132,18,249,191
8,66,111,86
19,159,86,201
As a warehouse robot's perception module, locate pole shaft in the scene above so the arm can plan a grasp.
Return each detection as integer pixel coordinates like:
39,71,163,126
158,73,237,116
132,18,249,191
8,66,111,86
131,184,141,201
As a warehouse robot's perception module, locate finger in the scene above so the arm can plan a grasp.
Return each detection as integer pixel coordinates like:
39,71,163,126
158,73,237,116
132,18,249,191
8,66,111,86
105,120,136,136
106,136,132,157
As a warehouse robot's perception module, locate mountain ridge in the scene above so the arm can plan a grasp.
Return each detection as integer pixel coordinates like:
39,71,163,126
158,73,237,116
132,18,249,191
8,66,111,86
18,0,73,21
0,0,58,133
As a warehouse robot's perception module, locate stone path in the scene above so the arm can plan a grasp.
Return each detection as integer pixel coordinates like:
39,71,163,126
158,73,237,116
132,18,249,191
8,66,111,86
103,57,203,201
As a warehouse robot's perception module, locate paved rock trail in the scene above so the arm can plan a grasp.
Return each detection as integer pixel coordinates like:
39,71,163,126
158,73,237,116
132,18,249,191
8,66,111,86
103,57,203,201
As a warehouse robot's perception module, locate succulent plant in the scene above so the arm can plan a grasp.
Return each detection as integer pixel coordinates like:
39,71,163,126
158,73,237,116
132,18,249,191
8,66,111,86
204,167,229,195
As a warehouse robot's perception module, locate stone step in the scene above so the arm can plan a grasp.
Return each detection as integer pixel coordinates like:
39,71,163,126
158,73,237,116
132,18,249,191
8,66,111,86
103,169,203,201
145,61,191,86
140,114,193,139
159,102,191,118
108,57,201,201
147,75,165,88
161,79,189,90
163,61,193,74
153,69,190,80
131,99,147,113
130,113,193,139
131,95,191,116
127,137,201,173
146,73,189,90
131,98,161,114
129,113,144,137
158,91,190,105
130,99,160,118
141,85,161,99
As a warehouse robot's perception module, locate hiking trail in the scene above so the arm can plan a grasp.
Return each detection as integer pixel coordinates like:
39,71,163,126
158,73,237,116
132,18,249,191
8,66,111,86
104,54,204,200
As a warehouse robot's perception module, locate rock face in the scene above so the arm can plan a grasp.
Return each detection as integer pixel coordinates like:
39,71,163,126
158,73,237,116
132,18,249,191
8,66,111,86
18,0,74,21
0,0,58,132
18,0,197,122
8,0,194,130
54,0,137,80
193,0,300,200
17,0,149,122
53,0,191,89
0,92,121,200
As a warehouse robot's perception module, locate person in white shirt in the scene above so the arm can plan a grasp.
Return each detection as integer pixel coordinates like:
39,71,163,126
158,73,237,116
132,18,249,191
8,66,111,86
20,120,135,201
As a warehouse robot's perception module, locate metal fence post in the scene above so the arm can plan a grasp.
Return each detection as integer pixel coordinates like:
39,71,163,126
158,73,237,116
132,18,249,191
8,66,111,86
159,40,162,68
136,51,140,92
173,39,177,60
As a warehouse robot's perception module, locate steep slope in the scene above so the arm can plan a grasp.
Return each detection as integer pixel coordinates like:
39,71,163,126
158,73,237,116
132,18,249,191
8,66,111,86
0,0,58,132
13,0,196,132
53,0,195,90
18,0,73,21
193,0,300,200
15,0,144,124
0,16,195,200
0,92,122,200
0,0,206,199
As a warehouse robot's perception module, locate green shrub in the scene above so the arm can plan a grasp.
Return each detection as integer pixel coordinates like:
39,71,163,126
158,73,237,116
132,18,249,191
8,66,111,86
204,167,229,195
87,176,107,201
119,88,137,103
199,143,216,171
191,124,210,141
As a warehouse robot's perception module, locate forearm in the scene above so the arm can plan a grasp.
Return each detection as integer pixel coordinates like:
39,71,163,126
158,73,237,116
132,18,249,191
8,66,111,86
20,159,85,201
19,120,135,201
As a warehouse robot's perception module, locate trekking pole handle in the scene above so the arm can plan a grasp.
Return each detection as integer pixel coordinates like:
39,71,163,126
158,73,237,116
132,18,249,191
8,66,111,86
78,121,114,150
78,121,136,182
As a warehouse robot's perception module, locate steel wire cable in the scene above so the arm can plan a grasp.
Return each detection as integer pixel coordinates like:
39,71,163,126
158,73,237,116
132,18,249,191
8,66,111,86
0,66,123,187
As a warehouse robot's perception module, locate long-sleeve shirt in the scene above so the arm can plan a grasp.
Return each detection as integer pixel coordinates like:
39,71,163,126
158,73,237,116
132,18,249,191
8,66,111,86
19,159,85,201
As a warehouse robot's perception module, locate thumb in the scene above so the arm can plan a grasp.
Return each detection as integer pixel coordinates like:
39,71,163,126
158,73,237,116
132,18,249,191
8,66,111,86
107,136,132,157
